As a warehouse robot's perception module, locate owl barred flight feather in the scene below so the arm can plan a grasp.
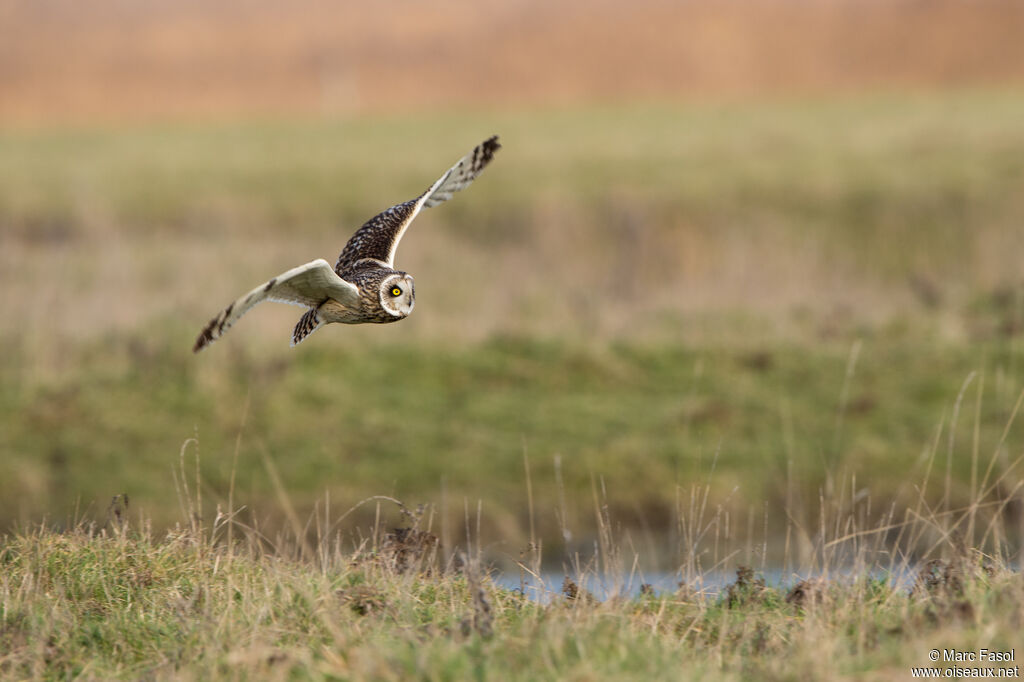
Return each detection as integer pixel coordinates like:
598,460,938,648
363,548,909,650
192,136,500,353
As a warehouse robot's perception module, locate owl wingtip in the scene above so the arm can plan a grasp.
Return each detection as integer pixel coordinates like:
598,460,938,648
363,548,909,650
192,318,218,353
476,136,501,166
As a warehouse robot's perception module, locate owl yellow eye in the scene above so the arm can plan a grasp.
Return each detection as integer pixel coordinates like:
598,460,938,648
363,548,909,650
391,287,402,296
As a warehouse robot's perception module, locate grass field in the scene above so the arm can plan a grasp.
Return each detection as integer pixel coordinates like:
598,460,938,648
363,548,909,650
2,86,1024,679
4,333,1024,569
4,90,1024,348
2,90,1024,570
1,498,1020,680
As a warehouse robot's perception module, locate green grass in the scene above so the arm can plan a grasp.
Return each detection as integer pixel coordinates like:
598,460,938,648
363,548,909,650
2,330,1023,562
1,508,1020,680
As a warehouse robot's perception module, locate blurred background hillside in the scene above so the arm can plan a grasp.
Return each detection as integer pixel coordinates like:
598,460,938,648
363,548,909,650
2,0,1023,570
3,0,1024,123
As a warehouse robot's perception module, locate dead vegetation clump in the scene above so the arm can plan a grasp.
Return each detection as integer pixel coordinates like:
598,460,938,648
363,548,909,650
915,558,967,597
379,527,438,574
911,555,996,628
784,578,829,610
725,566,771,609
913,548,996,600
337,584,388,617
561,576,597,605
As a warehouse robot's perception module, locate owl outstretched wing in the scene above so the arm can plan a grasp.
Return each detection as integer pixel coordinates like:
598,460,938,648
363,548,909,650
193,259,359,352
334,135,501,274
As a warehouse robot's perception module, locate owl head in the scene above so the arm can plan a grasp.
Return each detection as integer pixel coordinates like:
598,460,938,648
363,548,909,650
380,272,415,318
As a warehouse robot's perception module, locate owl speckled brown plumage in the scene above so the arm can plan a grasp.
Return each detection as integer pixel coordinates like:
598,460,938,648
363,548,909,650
193,136,500,352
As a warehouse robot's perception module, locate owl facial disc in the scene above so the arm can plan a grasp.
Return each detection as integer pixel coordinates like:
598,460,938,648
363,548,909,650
380,273,415,318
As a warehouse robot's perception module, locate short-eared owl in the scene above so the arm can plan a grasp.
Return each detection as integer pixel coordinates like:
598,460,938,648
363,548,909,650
193,136,500,352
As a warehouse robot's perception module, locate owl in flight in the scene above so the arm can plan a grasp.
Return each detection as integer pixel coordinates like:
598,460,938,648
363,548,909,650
193,136,501,352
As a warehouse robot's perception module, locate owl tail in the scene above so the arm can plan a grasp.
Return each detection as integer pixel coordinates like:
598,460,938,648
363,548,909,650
291,308,325,347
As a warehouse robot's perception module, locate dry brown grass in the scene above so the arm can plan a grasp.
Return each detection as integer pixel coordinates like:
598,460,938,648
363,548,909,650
2,0,1023,124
